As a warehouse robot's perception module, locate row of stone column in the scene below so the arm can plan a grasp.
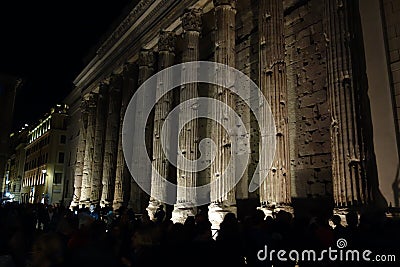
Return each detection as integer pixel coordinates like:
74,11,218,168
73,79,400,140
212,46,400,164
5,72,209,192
70,0,384,222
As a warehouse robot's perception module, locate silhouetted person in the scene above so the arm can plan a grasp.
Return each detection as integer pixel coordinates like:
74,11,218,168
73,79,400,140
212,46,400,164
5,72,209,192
216,212,245,266
330,214,346,240
183,216,196,242
191,219,219,267
345,211,358,229
345,211,359,247
154,205,165,224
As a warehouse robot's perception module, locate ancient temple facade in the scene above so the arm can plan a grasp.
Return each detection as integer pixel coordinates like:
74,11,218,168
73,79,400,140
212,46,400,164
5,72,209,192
64,0,400,225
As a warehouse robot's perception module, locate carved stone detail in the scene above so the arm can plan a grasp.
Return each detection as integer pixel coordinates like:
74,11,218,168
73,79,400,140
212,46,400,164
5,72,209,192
80,93,98,205
148,35,176,220
100,74,122,207
113,63,138,210
90,83,109,204
70,97,89,208
172,7,202,224
109,74,123,93
129,50,155,212
158,31,176,53
213,0,236,8
208,0,237,230
138,49,155,68
80,98,89,114
181,8,202,32
324,0,386,210
258,0,291,212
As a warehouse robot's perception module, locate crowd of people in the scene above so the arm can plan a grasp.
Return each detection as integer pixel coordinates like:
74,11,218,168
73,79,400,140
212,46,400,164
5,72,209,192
0,202,399,267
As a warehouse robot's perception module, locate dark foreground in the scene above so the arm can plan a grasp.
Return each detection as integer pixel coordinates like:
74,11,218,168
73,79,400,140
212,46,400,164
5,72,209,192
0,202,399,267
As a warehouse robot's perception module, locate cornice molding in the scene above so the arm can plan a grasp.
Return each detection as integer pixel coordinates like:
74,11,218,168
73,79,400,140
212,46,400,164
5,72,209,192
96,0,154,58
73,0,198,97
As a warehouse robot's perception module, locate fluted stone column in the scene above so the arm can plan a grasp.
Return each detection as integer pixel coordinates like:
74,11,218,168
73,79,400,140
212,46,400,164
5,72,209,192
100,74,123,207
90,83,109,205
258,0,291,216
172,8,202,223
147,31,176,220
324,0,387,212
129,50,155,213
80,93,98,206
113,63,138,210
70,98,89,208
208,0,237,230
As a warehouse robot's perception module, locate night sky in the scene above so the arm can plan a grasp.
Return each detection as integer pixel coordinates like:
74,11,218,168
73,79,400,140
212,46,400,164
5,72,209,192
0,0,133,129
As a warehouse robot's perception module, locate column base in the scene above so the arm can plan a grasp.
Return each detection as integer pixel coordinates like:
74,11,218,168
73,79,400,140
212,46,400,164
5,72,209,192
100,200,112,208
171,204,197,224
208,202,237,237
257,204,293,219
69,199,80,210
333,207,360,227
146,199,161,221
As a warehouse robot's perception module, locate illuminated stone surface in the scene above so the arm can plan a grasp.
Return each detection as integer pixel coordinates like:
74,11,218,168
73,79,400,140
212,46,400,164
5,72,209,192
171,8,202,224
80,93,97,206
207,0,238,230
147,31,177,220
100,74,122,207
258,0,291,215
63,0,395,222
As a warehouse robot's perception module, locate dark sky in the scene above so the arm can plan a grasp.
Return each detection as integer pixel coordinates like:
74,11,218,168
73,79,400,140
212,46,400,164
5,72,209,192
0,0,132,129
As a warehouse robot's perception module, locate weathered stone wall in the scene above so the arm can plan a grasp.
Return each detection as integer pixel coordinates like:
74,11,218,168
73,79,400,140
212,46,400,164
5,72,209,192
196,1,260,205
65,0,390,213
284,0,332,199
195,0,334,208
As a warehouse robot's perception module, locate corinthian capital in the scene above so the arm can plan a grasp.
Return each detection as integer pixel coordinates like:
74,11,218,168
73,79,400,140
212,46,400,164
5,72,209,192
138,49,155,67
80,98,89,114
158,30,176,53
213,0,236,8
109,74,123,92
181,8,202,32
87,93,98,107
